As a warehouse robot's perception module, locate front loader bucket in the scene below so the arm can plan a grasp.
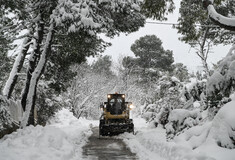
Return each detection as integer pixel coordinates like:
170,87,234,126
99,122,134,136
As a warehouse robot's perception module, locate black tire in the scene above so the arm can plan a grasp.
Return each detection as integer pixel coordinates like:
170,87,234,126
99,120,105,137
128,123,134,134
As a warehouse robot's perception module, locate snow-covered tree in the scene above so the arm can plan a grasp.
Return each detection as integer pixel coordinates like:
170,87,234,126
1,0,146,128
131,35,174,72
178,0,234,44
0,51,12,92
141,0,175,20
172,63,189,82
206,45,235,118
68,60,117,120
177,0,235,76
0,95,19,138
141,76,185,125
165,108,201,139
0,1,25,97
92,55,114,77
203,0,235,31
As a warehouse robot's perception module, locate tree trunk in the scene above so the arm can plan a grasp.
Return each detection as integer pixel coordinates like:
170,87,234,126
21,13,44,113
196,27,211,78
2,36,31,99
21,21,55,128
201,27,210,77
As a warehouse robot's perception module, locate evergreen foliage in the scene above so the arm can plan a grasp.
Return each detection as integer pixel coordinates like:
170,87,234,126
0,96,18,138
131,35,174,72
172,63,189,82
92,55,113,76
0,0,146,128
141,0,175,20
177,0,235,45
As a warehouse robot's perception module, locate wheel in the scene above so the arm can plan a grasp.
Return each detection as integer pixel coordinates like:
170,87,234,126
99,119,105,138
128,123,134,134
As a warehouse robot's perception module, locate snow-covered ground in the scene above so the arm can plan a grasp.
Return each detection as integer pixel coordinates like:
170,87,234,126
0,108,96,160
1,107,235,160
120,117,214,160
121,106,235,160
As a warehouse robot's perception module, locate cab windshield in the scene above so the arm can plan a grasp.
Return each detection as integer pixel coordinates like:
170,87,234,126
109,97,123,115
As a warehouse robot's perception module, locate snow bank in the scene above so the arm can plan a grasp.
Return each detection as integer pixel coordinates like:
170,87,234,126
194,101,235,160
120,92,235,160
174,101,235,160
207,100,235,149
121,117,214,160
0,108,94,160
166,109,201,139
174,122,212,150
168,109,201,125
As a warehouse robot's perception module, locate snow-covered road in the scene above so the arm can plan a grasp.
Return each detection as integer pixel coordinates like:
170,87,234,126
82,127,136,159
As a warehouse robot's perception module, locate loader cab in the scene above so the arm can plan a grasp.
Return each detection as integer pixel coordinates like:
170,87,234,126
107,94,125,115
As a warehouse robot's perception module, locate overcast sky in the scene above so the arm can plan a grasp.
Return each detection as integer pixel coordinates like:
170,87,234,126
98,1,231,72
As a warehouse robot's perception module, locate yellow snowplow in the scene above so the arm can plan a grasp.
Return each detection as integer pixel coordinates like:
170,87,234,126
99,93,134,136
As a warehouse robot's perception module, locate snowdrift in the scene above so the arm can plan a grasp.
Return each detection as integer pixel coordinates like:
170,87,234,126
123,100,235,160
166,109,201,139
174,100,235,160
208,100,235,149
0,108,93,160
120,118,214,160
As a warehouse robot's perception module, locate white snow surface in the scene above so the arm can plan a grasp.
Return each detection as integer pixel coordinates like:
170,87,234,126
207,70,225,93
168,109,201,125
3,36,30,97
119,117,214,160
207,100,235,149
195,101,235,160
120,115,235,160
0,108,95,160
1,107,235,160
207,44,235,95
174,100,235,160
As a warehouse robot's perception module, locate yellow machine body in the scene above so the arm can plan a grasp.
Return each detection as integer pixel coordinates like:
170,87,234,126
99,93,134,136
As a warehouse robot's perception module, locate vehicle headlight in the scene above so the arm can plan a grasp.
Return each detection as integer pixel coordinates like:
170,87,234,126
129,104,134,110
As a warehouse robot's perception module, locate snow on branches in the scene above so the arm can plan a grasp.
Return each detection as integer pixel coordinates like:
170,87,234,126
207,45,235,98
52,0,144,35
203,0,235,31
166,109,201,139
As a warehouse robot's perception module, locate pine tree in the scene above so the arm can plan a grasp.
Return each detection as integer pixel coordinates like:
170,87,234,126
131,35,174,73
1,0,146,128
141,0,175,20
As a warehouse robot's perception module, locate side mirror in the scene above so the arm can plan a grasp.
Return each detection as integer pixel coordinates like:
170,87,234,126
100,103,104,109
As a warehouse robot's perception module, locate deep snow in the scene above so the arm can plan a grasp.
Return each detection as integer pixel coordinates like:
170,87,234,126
1,107,235,160
0,108,95,160
121,106,235,160
120,118,215,160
